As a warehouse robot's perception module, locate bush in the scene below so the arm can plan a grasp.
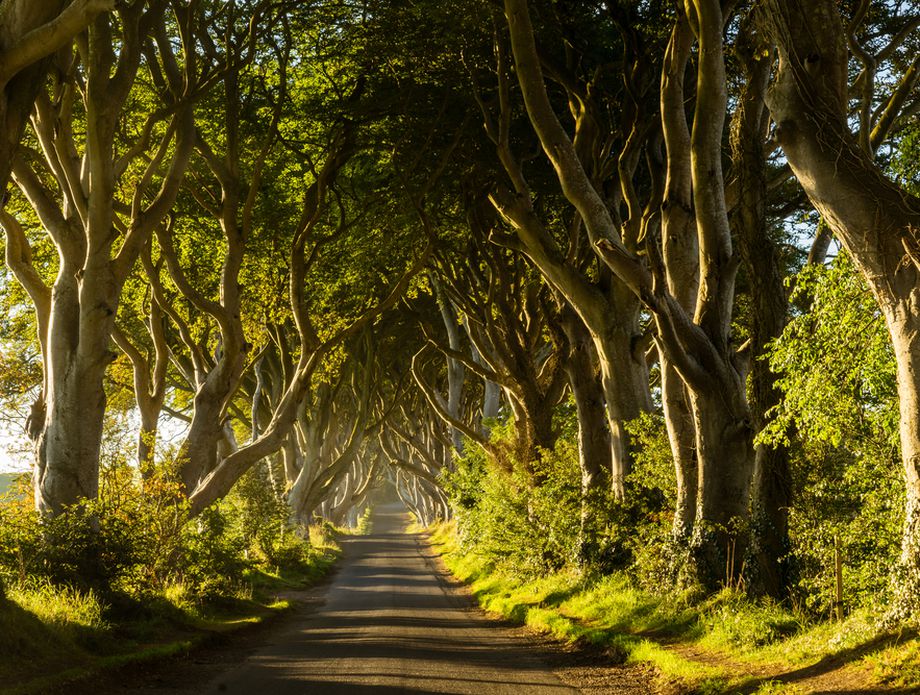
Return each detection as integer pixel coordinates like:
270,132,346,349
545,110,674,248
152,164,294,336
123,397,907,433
0,491,137,595
443,424,583,578
0,456,313,607
764,254,903,617
443,404,682,581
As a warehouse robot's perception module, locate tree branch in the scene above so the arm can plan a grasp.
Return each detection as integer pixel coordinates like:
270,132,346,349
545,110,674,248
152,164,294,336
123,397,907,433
0,0,115,87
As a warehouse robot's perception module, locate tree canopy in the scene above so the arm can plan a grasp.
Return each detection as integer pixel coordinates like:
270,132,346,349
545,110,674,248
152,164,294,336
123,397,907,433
1,0,919,623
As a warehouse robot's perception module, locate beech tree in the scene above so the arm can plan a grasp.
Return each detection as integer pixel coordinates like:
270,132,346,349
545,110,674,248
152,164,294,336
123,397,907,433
760,0,920,610
501,0,756,586
425,234,569,466
2,1,200,514
475,21,655,500
0,0,115,192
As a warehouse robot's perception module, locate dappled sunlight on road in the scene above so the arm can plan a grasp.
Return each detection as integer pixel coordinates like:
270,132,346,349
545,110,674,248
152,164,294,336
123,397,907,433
204,506,578,694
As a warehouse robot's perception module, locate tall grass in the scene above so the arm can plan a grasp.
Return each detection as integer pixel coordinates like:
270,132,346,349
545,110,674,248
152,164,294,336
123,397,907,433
7,582,107,633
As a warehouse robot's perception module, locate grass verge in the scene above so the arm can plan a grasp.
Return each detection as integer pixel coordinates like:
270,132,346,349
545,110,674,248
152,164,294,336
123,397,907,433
426,521,919,694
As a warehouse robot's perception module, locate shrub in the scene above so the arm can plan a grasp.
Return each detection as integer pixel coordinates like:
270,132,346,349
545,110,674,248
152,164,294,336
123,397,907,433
443,424,583,577
0,455,312,607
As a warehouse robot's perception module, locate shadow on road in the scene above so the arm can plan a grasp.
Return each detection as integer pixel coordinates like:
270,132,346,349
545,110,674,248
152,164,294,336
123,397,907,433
207,506,580,694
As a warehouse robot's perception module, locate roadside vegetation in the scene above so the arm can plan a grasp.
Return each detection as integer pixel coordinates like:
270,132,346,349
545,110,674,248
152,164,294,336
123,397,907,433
428,345,918,694
0,463,341,695
433,518,920,693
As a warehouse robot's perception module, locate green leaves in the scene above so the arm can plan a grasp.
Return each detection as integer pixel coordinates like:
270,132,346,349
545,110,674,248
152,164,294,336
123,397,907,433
762,253,903,613
761,253,898,455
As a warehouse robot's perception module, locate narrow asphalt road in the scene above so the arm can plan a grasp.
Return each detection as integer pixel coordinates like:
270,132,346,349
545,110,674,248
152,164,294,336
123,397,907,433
205,505,579,694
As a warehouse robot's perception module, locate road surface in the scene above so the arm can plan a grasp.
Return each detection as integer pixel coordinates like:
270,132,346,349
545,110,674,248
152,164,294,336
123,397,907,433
205,505,578,694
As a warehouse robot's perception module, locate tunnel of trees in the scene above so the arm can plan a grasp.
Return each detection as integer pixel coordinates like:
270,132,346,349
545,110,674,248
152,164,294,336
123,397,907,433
0,0,919,632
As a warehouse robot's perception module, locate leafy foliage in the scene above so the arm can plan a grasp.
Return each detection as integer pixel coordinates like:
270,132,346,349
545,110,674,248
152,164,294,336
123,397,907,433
444,414,675,580
763,253,898,453
762,253,902,615
0,456,319,606
444,421,584,577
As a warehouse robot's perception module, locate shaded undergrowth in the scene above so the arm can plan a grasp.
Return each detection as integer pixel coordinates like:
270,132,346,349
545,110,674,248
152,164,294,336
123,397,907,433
0,524,340,695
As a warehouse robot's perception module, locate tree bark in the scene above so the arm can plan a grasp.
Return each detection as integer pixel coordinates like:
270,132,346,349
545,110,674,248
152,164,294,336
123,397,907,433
489,192,652,497
35,264,111,513
763,0,920,612
432,275,466,454
480,17,653,499
730,19,793,598
659,15,698,542
0,0,113,194
560,306,609,561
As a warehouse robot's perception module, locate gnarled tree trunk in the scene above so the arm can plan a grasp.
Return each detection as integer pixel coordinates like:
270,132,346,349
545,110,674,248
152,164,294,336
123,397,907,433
560,306,610,561
659,15,699,542
8,4,193,514
763,0,920,612
504,0,756,588
0,0,113,193
730,17,793,598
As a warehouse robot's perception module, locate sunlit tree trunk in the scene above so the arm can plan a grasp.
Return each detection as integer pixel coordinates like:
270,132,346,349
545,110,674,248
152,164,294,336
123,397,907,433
5,5,193,514
478,30,652,500
763,0,920,612
595,289,653,496
37,262,112,510
0,0,113,193
503,0,756,587
659,16,698,542
560,306,609,560
431,275,466,454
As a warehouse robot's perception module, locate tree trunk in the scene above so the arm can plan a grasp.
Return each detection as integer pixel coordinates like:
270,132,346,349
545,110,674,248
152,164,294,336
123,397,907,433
468,334,501,431
432,276,466,454
179,367,244,492
680,0,756,590
35,266,114,513
561,308,610,562
662,360,696,539
562,310,609,493
891,314,920,613
762,0,920,612
659,15,698,542
690,389,755,588
137,405,159,476
730,19,793,598
503,384,558,470
595,287,653,499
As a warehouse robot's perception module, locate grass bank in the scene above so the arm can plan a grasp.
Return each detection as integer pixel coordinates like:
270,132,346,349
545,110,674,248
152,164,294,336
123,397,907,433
427,521,919,694
0,525,340,695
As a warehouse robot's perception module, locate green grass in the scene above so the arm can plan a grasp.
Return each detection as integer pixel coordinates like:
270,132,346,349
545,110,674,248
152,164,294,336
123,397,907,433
427,521,918,694
866,638,920,687
0,525,341,694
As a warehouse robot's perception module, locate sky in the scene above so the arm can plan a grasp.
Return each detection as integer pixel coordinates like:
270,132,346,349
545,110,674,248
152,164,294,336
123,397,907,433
0,410,191,474
0,425,30,473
